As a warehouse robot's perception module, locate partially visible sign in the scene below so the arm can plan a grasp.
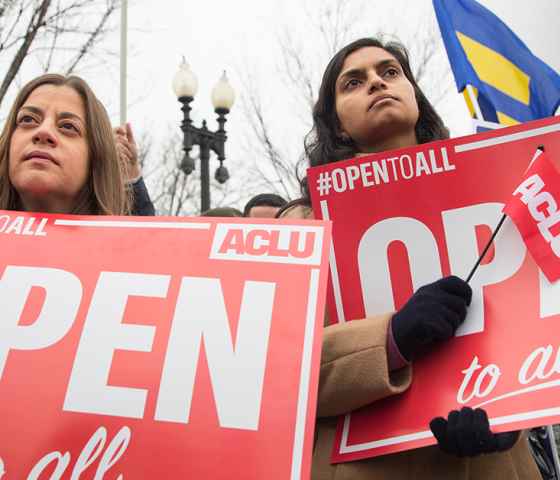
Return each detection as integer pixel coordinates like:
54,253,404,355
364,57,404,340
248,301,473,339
0,213,331,479
307,116,560,462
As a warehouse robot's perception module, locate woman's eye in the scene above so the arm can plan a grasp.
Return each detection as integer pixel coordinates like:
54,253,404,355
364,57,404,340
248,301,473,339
17,115,37,125
345,78,361,89
384,68,400,78
60,122,79,133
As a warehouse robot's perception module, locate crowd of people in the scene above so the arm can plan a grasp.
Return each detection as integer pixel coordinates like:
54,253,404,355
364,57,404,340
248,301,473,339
0,37,547,479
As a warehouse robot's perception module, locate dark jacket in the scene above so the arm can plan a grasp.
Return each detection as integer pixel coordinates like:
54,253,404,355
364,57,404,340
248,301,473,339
130,177,155,216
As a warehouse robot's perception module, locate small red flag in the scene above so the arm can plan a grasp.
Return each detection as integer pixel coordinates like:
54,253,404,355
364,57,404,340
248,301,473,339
503,150,560,282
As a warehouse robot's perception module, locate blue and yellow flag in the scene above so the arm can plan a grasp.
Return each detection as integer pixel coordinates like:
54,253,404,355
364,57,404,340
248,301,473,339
433,0,560,128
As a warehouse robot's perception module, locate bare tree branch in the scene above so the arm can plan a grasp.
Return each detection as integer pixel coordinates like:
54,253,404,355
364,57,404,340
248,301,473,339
41,0,60,71
238,70,299,199
0,0,51,105
0,0,120,109
65,0,117,74
0,1,28,52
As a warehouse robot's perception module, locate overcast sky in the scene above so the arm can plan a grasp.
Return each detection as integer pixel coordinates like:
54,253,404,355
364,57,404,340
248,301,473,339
107,0,559,204
5,0,560,207
110,0,560,135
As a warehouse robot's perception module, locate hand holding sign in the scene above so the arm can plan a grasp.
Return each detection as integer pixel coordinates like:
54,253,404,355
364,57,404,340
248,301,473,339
430,407,519,457
392,276,472,361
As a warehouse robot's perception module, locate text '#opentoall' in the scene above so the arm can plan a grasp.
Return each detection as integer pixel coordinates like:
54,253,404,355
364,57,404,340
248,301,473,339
316,147,456,196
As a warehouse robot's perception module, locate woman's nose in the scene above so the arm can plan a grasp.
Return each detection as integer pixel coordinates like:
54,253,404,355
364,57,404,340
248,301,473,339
32,124,57,147
368,73,387,94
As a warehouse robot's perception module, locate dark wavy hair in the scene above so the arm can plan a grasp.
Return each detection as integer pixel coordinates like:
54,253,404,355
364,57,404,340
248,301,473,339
300,37,449,199
243,193,287,217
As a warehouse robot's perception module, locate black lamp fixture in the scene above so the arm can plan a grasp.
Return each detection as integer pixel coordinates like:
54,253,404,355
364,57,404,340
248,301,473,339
172,58,235,213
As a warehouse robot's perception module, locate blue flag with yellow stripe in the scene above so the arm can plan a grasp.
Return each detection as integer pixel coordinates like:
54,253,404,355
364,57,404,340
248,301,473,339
433,0,560,128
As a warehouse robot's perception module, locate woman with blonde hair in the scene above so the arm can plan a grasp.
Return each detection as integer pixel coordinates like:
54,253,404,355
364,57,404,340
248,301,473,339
0,73,130,215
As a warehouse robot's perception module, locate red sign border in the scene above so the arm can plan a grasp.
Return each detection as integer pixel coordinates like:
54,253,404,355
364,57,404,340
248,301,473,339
308,116,560,461
0,213,332,479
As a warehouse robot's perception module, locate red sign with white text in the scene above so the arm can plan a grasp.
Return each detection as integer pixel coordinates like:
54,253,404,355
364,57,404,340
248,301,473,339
504,150,560,282
0,213,331,479
307,116,560,462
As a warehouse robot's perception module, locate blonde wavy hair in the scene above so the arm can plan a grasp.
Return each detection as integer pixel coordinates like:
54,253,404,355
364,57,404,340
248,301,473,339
0,73,131,214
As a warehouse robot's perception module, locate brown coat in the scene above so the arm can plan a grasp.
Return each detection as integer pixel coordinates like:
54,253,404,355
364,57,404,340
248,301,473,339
281,203,540,480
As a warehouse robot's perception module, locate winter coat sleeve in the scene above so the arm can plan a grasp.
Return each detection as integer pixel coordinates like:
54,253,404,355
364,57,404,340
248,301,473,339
280,203,412,418
318,313,412,417
130,177,155,216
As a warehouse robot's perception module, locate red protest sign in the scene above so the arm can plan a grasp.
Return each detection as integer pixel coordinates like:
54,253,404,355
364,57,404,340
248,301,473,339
0,212,331,479
307,115,560,462
504,150,560,282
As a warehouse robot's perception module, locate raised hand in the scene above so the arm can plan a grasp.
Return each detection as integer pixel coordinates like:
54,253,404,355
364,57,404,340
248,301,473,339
114,123,140,182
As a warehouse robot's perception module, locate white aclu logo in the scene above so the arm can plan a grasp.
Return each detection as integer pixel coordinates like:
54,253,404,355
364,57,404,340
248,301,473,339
210,223,324,265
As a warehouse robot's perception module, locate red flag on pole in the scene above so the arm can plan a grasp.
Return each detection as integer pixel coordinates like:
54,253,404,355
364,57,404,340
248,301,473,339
503,149,560,282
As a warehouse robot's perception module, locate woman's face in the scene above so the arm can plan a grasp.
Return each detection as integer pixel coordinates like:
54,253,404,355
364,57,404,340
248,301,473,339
9,84,89,213
335,46,419,153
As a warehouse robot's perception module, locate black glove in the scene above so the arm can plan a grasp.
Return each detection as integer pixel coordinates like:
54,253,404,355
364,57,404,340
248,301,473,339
430,407,520,457
391,276,471,361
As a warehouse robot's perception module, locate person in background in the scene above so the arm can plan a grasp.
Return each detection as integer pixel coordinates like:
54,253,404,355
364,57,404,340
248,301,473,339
243,192,287,218
279,37,539,479
0,73,130,215
201,206,243,217
114,122,155,216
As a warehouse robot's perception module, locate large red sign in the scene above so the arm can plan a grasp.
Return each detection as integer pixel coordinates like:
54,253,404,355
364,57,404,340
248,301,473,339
0,213,331,479
307,116,560,462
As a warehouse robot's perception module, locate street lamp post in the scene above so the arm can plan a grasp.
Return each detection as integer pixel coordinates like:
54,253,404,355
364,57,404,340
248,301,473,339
172,59,235,213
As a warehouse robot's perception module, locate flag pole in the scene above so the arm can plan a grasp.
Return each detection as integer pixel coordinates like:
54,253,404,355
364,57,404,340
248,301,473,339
465,84,486,134
465,215,507,283
120,0,128,125
466,84,484,120
465,84,501,132
466,145,545,283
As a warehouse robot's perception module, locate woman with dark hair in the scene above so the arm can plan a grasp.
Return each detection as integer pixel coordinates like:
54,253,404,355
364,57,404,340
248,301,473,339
305,37,449,170
281,38,539,479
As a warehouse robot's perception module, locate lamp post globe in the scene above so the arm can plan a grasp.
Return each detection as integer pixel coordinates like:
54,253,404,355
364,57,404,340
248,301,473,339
211,71,236,112
173,60,235,214
172,58,198,100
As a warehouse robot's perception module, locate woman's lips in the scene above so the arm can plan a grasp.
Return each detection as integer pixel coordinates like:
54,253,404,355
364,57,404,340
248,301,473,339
368,95,397,110
24,151,58,165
